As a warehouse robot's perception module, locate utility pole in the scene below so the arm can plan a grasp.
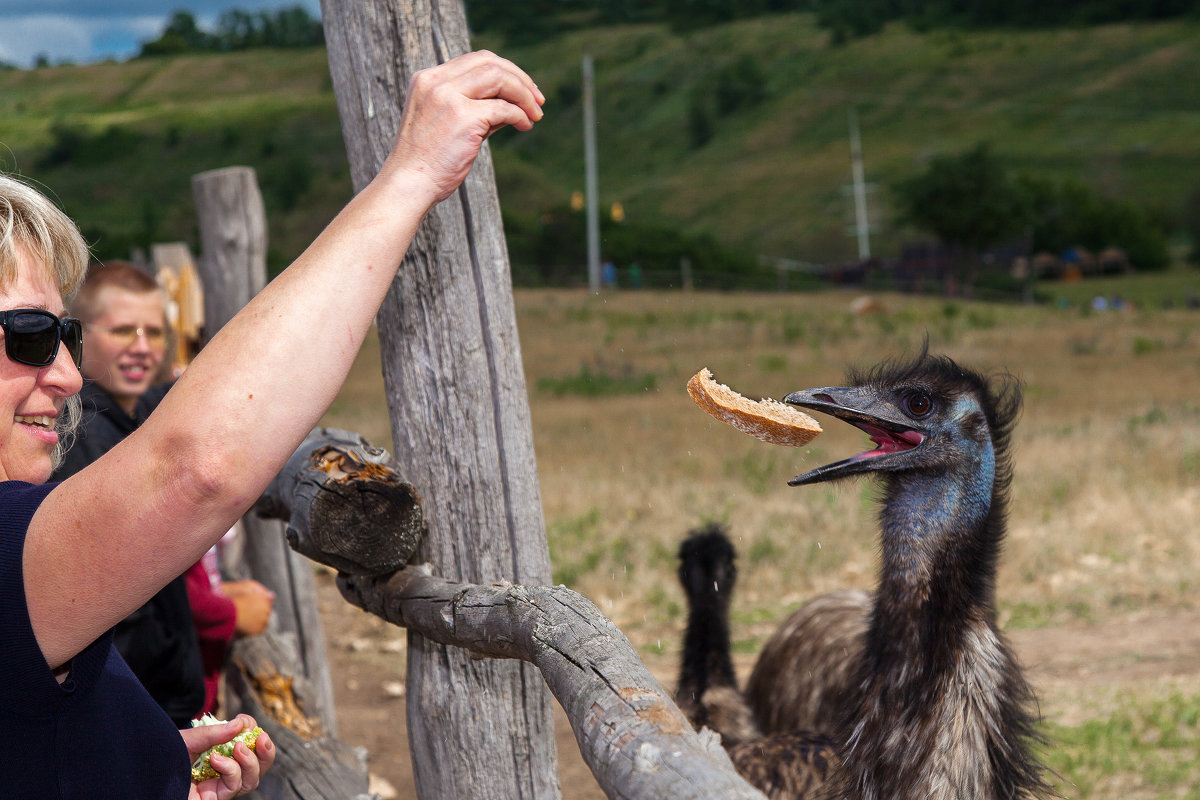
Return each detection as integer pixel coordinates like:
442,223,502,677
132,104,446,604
848,106,871,261
583,54,600,293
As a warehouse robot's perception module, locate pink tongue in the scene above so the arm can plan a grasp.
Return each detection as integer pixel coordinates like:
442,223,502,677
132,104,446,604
861,423,923,456
868,434,909,454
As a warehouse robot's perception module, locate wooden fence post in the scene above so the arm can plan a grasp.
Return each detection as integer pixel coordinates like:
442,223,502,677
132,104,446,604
320,2,559,798
191,165,339,740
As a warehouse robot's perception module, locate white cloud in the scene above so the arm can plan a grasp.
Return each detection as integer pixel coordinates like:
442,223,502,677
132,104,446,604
0,13,162,66
0,2,321,67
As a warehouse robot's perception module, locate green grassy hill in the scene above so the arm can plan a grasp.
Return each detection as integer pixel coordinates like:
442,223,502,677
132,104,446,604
2,14,1199,274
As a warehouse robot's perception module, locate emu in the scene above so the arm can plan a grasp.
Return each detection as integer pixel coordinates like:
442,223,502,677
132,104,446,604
676,350,1053,800
676,524,840,799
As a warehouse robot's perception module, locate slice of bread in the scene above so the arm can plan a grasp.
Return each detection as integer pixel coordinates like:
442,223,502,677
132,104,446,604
687,368,821,447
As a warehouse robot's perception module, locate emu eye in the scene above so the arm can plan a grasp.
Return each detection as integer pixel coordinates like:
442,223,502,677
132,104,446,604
904,392,932,417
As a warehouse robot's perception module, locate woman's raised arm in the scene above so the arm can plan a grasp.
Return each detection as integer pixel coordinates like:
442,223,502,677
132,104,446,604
25,51,544,669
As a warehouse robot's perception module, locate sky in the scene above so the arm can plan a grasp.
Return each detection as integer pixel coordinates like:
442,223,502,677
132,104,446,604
0,1,322,67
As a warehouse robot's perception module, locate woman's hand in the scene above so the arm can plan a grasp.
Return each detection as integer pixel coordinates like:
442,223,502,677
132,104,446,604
384,49,545,205
182,714,275,799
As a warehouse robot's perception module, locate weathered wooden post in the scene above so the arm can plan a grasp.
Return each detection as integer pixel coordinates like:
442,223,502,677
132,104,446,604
191,165,339,739
320,2,559,798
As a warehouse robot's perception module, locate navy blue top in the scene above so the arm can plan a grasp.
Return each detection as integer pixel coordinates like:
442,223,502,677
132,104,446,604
0,481,191,798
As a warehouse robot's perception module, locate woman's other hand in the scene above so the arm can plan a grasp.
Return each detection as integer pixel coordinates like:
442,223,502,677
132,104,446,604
384,49,545,205
183,714,275,799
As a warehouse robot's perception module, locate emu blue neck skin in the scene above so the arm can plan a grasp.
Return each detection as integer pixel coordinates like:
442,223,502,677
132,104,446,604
873,407,998,636
880,453,993,572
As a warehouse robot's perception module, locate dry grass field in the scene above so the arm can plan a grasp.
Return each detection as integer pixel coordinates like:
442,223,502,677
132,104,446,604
320,285,1200,799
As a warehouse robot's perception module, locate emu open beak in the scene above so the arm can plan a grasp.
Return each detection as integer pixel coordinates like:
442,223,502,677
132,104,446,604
783,386,926,486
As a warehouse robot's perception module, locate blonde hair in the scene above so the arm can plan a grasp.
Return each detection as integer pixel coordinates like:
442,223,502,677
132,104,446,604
0,174,90,301
51,394,83,471
0,174,91,468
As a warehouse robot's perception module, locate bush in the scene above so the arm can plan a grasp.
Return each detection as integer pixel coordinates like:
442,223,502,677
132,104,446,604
714,55,769,116
37,123,145,170
1185,184,1200,265
503,204,766,289
1023,176,1170,272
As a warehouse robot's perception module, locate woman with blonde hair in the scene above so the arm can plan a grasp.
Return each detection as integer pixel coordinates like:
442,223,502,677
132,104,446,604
0,50,543,798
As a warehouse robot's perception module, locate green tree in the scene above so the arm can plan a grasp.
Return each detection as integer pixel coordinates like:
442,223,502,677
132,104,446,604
140,10,212,56
687,88,714,149
895,143,1030,255
1022,175,1170,272
714,54,769,115
1185,185,1200,265
215,9,257,49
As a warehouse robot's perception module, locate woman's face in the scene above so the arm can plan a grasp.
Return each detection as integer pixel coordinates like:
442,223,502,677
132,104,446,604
0,248,83,483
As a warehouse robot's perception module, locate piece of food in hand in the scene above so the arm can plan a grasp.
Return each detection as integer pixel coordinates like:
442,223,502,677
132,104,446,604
687,367,822,447
190,713,265,782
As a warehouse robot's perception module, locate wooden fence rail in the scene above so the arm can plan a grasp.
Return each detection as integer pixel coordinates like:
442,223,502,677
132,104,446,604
264,432,768,800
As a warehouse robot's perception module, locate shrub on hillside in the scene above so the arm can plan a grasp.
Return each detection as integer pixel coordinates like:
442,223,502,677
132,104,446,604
37,123,145,170
894,143,1171,277
503,205,766,289
1185,184,1200,265
1022,176,1170,272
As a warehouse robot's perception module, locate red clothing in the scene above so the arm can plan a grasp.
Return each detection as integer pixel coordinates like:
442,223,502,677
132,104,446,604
183,557,237,715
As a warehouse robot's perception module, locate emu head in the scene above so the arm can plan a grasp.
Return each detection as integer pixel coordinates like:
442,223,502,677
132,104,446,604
783,349,1021,488
678,522,738,601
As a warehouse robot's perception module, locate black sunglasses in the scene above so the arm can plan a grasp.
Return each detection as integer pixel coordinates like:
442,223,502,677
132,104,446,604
0,309,84,368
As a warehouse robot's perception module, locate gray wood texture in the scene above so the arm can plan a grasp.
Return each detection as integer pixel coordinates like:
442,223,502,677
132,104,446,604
321,2,558,798
191,166,267,337
338,568,769,800
256,428,424,575
191,167,345,786
226,633,375,800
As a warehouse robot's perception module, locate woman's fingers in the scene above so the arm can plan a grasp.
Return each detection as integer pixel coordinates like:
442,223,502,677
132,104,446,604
182,718,244,759
382,50,544,204
409,55,543,130
185,714,272,799
204,751,245,797
445,52,545,122
433,49,544,108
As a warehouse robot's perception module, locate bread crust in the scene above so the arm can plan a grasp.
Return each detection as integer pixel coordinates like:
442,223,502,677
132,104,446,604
687,368,821,447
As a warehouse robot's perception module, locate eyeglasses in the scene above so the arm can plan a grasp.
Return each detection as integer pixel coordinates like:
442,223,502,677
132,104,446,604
88,323,166,346
0,309,84,368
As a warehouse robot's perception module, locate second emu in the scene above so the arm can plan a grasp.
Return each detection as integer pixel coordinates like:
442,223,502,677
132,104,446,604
676,350,1054,800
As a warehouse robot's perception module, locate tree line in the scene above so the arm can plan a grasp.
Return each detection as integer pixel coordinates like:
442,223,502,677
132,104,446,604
139,6,323,57
895,143,1174,282
136,0,1200,58
464,0,1200,44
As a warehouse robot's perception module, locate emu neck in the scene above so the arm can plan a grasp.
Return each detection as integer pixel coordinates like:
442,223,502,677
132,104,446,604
681,591,736,690
837,445,1039,800
875,450,998,632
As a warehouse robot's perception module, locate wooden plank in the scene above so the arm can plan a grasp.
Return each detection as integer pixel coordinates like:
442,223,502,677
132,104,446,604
321,2,559,797
192,166,349,794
